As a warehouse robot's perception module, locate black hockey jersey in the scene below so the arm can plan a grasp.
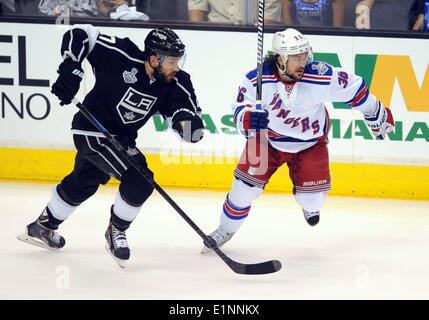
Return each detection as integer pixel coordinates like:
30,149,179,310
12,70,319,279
59,24,201,143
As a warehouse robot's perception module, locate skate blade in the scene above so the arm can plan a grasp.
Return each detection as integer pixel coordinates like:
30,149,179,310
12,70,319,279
201,240,230,254
17,230,58,251
201,245,215,255
105,242,128,268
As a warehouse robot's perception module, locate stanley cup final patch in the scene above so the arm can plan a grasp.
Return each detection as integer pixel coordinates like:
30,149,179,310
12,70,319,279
123,68,138,84
311,62,329,75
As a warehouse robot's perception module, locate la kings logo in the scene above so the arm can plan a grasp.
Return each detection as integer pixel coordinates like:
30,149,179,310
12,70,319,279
116,87,157,124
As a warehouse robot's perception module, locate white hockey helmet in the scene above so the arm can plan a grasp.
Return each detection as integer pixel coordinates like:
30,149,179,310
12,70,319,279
270,28,313,64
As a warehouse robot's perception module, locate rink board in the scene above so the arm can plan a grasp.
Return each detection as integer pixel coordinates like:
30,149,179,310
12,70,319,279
1,147,429,200
0,23,428,200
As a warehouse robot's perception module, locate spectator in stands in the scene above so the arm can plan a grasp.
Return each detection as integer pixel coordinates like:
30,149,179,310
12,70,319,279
188,0,282,24
96,0,128,16
101,0,149,20
281,0,346,27
355,0,415,30
0,0,16,14
0,0,42,15
409,0,426,30
37,0,147,20
135,0,188,21
38,0,99,17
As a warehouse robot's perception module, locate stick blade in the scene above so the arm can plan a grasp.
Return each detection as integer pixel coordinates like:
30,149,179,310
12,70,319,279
230,259,282,275
213,246,282,275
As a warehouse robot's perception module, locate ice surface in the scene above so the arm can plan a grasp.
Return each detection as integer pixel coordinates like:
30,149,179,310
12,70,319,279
1,181,429,300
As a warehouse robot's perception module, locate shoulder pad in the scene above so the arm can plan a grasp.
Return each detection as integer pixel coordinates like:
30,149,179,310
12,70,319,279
97,35,145,62
245,61,275,82
245,67,258,81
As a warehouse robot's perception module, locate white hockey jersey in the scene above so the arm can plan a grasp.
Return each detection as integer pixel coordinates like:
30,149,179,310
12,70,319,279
233,61,378,153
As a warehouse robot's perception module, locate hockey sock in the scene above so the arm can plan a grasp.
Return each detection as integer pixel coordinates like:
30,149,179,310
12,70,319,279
294,191,327,212
38,207,63,230
111,191,142,231
219,179,263,233
47,184,79,223
110,208,132,232
220,193,251,233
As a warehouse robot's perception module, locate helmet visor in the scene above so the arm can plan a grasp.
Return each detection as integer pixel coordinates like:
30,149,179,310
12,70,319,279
160,54,186,70
287,49,313,65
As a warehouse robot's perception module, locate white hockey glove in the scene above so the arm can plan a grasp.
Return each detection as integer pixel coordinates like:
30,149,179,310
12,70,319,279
364,101,394,139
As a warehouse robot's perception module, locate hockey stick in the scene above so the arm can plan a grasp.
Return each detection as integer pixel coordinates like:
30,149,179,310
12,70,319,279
72,98,282,275
256,0,265,110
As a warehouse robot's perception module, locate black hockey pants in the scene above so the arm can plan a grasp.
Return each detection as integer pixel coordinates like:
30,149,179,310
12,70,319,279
57,134,154,208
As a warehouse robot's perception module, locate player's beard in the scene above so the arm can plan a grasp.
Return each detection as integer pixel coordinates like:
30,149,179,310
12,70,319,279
288,67,304,81
154,66,176,84
277,62,304,83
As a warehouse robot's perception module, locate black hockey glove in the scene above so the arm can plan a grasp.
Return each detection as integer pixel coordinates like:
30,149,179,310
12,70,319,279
171,109,204,143
51,59,84,106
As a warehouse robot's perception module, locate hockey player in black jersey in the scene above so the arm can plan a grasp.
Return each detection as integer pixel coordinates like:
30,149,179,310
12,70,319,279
17,24,204,268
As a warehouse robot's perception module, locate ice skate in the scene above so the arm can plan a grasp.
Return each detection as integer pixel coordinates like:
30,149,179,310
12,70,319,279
17,208,65,250
105,221,130,268
201,227,235,254
303,209,320,226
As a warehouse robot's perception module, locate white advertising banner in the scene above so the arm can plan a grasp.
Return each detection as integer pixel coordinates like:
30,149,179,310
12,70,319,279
1,23,428,166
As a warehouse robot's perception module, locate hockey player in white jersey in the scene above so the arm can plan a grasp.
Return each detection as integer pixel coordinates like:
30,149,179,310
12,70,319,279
202,28,394,252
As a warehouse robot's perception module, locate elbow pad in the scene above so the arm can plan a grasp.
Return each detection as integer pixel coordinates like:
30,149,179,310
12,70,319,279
60,27,91,62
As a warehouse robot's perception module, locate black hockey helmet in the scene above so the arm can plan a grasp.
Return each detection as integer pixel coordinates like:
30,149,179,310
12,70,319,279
144,27,185,60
